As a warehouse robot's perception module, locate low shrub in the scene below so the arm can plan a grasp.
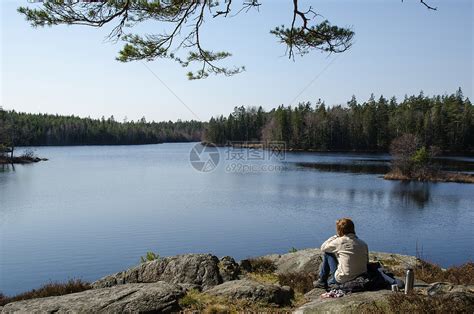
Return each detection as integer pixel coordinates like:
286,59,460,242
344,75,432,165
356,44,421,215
140,251,160,263
385,292,474,313
415,260,474,285
247,258,277,274
178,289,208,311
0,279,91,306
359,292,474,313
178,289,284,313
288,247,298,253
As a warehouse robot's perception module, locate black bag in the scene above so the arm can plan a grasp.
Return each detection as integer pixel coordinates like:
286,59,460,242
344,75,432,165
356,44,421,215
333,275,371,292
333,262,394,293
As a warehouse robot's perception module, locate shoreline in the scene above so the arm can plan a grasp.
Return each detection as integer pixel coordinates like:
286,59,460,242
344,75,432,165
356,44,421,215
201,141,474,156
384,170,474,184
1,249,472,312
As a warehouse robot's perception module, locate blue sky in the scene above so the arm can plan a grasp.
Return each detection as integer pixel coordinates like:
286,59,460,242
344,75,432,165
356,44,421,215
1,0,472,122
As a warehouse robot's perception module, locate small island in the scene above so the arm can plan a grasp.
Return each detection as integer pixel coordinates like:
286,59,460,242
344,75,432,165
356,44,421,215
385,134,474,184
0,147,47,165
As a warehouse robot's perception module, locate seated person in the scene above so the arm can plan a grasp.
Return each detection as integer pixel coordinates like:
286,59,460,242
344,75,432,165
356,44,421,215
315,218,368,288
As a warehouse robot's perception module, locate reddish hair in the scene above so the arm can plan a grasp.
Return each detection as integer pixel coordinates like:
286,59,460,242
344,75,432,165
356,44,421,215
336,218,355,236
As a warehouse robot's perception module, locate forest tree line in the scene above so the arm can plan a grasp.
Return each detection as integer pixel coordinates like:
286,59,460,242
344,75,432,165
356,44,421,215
204,89,473,153
0,109,203,146
1,89,472,152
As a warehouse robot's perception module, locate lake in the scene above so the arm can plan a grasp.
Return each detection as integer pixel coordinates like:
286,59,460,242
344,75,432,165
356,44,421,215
1,143,473,295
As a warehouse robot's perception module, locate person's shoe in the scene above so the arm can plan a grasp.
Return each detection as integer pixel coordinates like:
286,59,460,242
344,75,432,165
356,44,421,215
313,279,327,289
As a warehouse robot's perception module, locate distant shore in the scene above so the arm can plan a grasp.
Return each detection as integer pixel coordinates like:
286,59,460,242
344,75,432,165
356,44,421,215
209,142,474,184
201,141,474,156
384,170,474,184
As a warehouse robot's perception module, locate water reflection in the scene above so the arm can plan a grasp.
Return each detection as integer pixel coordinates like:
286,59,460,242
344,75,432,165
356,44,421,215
0,163,14,173
294,157,474,175
275,178,435,210
1,145,472,296
390,182,432,209
295,161,389,174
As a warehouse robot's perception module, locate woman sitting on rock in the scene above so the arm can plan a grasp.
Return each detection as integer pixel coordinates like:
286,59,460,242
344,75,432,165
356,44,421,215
314,218,369,289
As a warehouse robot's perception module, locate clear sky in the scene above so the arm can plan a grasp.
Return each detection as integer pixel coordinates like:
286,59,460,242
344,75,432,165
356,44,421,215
1,0,472,122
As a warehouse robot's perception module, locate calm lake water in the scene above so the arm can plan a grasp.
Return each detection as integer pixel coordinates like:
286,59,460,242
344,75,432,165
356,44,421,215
1,143,473,295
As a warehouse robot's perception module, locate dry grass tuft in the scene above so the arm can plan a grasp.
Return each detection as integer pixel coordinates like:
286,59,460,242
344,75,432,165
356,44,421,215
247,257,277,274
178,288,290,313
0,279,91,306
359,292,474,313
385,292,474,313
415,260,474,285
246,272,279,285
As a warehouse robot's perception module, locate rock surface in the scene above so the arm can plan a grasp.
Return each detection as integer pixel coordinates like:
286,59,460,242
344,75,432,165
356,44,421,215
1,282,184,313
92,253,222,290
3,249,472,313
205,279,294,306
257,248,419,276
369,251,418,274
425,282,474,296
295,289,393,313
219,256,240,282
295,282,474,313
259,248,323,274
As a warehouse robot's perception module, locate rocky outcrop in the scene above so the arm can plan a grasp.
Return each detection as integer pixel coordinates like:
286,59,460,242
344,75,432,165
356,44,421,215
1,282,184,313
3,249,472,313
369,251,418,274
295,282,474,313
93,253,222,290
424,282,474,296
219,256,240,282
258,248,419,276
260,248,323,274
205,279,294,306
296,289,393,313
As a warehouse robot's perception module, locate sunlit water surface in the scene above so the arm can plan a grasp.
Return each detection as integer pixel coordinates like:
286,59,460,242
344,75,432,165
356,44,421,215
1,143,473,295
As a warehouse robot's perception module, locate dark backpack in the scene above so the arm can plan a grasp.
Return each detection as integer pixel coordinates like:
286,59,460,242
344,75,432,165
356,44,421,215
333,262,395,293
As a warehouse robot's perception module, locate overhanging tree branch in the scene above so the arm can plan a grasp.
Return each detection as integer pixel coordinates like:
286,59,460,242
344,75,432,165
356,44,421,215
17,0,437,79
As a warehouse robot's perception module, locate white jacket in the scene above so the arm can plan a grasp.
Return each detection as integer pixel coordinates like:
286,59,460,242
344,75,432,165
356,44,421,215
320,233,369,283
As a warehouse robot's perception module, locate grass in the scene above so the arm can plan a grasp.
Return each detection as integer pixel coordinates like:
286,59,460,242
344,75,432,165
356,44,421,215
139,251,160,263
0,279,91,306
372,255,474,285
246,257,277,274
360,292,474,313
178,288,291,313
414,260,474,285
288,247,298,253
246,272,279,285
388,292,474,313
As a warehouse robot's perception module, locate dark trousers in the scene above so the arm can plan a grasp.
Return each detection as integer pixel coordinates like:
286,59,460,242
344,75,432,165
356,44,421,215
319,252,339,284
